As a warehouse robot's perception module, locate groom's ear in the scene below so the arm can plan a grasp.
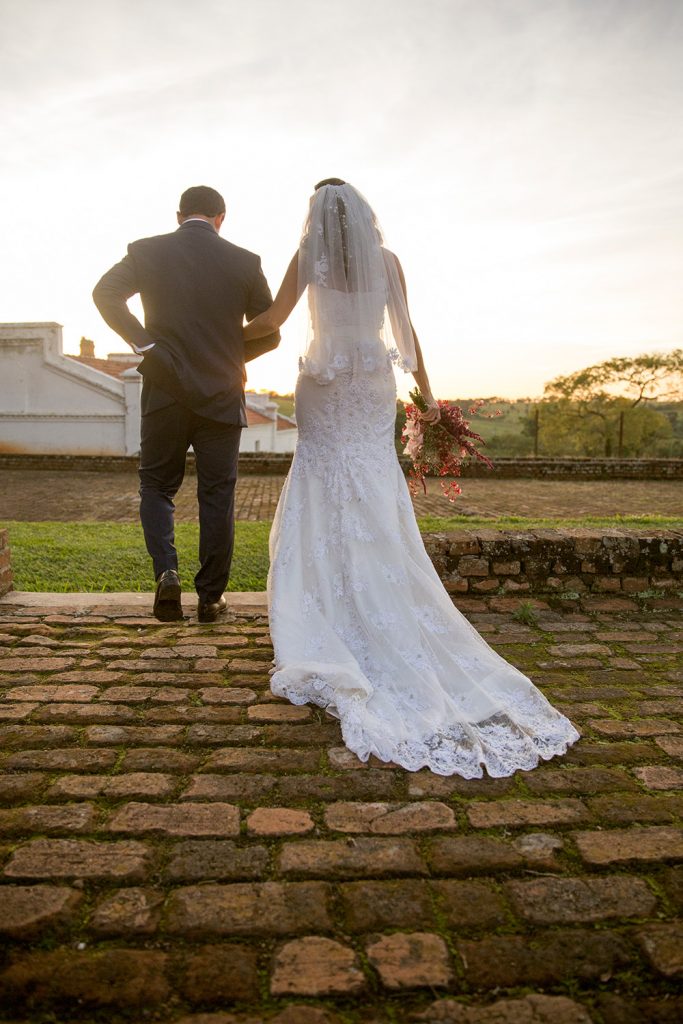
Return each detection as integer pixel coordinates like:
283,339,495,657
214,212,226,232
176,211,184,225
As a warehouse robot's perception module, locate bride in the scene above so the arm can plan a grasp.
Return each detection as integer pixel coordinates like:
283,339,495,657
243,178,579,777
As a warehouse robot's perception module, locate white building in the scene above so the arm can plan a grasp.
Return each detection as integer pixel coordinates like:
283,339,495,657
241,392,297,453
0,322,297,456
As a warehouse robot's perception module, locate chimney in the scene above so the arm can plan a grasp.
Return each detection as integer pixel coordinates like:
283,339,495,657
80,337,95,358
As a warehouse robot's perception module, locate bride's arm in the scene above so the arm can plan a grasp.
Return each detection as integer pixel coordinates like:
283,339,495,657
393,256,440,424
243,253,299,341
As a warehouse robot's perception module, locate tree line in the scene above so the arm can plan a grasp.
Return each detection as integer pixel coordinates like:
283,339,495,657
395,350,683,459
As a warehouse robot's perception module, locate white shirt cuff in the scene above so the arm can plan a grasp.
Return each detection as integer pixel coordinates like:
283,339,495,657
135,343,156,353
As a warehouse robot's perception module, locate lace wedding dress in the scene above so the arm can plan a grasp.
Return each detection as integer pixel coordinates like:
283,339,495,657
266,183,579,777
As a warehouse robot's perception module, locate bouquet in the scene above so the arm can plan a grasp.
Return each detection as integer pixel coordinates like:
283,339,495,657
402,388,498,501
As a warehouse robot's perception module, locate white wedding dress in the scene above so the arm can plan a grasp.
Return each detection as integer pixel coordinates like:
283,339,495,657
266,182,579,776
267,292,580,778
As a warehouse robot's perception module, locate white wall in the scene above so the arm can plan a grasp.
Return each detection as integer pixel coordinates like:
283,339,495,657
0,323,139,456
0,323,298,457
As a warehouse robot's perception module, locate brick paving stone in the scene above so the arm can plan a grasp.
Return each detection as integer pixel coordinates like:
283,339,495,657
636,923,683,977
431,879,508,930
105,801,240,837
0,703,39,720
181,773,278,802
120,747,202,772
164,840,269,882
54,669,125,683
0,803,96,836
572,826,683,865
199,686,258,704
246,807,315,835
589,718,681,737
271,936,366,996
655,735,683,757
564,740,664,765
547,643,611,657
227,657,273,673
271,1008,342,1024
325,801,456,834
595,993,683,1024
46,773,176,801
339,880,436,932
634,765,683,786
428,836,524,875
512,832,565,870
82,723,182,744
165,881,333,937
202,748,321,772
179,944,260,1004
663,865,683,911
263,722,342,746
3,838,151,881
504,875,657,923
0,948,170,1010
466,798,590,828
143,707,242,727
34,702,140,723
278,771,398,802
90,886,164,935
458,929,633,989
0,657,77,671
0,724,78,747
279,838,428,878
407,771,515,799
412,995,594,1023
587,792,683,823
5,683,99,701
247,703,312,722
0,885,83,939
327,746,367,770
366,932,453,989
0,773,45,804
523,766,639,794
3,748,118,771
185,720,260,745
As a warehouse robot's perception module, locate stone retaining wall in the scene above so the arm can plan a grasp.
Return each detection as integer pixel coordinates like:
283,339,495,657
454,457,683,480
0,453,682,479
0,529,12,596
1,527,680,613
423,528,683,614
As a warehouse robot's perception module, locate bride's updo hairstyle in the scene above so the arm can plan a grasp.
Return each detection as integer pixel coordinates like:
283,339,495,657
310,178,382,278
314,177,346,190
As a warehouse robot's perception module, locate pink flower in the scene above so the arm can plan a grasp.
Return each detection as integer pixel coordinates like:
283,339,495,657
402,388,497,502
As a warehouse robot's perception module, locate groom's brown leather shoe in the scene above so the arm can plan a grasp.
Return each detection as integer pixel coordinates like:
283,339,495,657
153,569,184,622
198,594,227,623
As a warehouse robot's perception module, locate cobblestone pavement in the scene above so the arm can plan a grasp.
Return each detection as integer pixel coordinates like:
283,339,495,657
0,598,681,1022
1,468,682,521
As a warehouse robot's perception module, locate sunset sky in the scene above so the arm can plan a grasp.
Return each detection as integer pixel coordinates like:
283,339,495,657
2,0,682,399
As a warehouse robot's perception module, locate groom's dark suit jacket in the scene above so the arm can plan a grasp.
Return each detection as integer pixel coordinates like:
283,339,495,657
92,219,279,424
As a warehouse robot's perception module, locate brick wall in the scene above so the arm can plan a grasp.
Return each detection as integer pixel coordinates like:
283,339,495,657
0,529,12,597
423,528,683,613
0,453,682,480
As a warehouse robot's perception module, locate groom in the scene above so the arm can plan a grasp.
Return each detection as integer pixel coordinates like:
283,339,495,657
93,185,279,622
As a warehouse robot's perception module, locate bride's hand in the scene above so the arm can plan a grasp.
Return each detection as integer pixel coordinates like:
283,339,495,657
420,397,441,424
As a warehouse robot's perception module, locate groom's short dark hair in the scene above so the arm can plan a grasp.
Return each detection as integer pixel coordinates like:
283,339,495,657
179,186,226,217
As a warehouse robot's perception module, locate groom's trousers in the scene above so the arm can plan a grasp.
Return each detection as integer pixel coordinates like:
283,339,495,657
138,402,242,603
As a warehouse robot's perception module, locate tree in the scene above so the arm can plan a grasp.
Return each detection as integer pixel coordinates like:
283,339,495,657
541,350,682,456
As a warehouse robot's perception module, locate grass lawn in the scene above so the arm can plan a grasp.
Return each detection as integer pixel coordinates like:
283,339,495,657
1,514,680,592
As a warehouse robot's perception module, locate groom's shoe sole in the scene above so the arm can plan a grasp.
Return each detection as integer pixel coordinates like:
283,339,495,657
153,571,184,622
197,594,228,623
